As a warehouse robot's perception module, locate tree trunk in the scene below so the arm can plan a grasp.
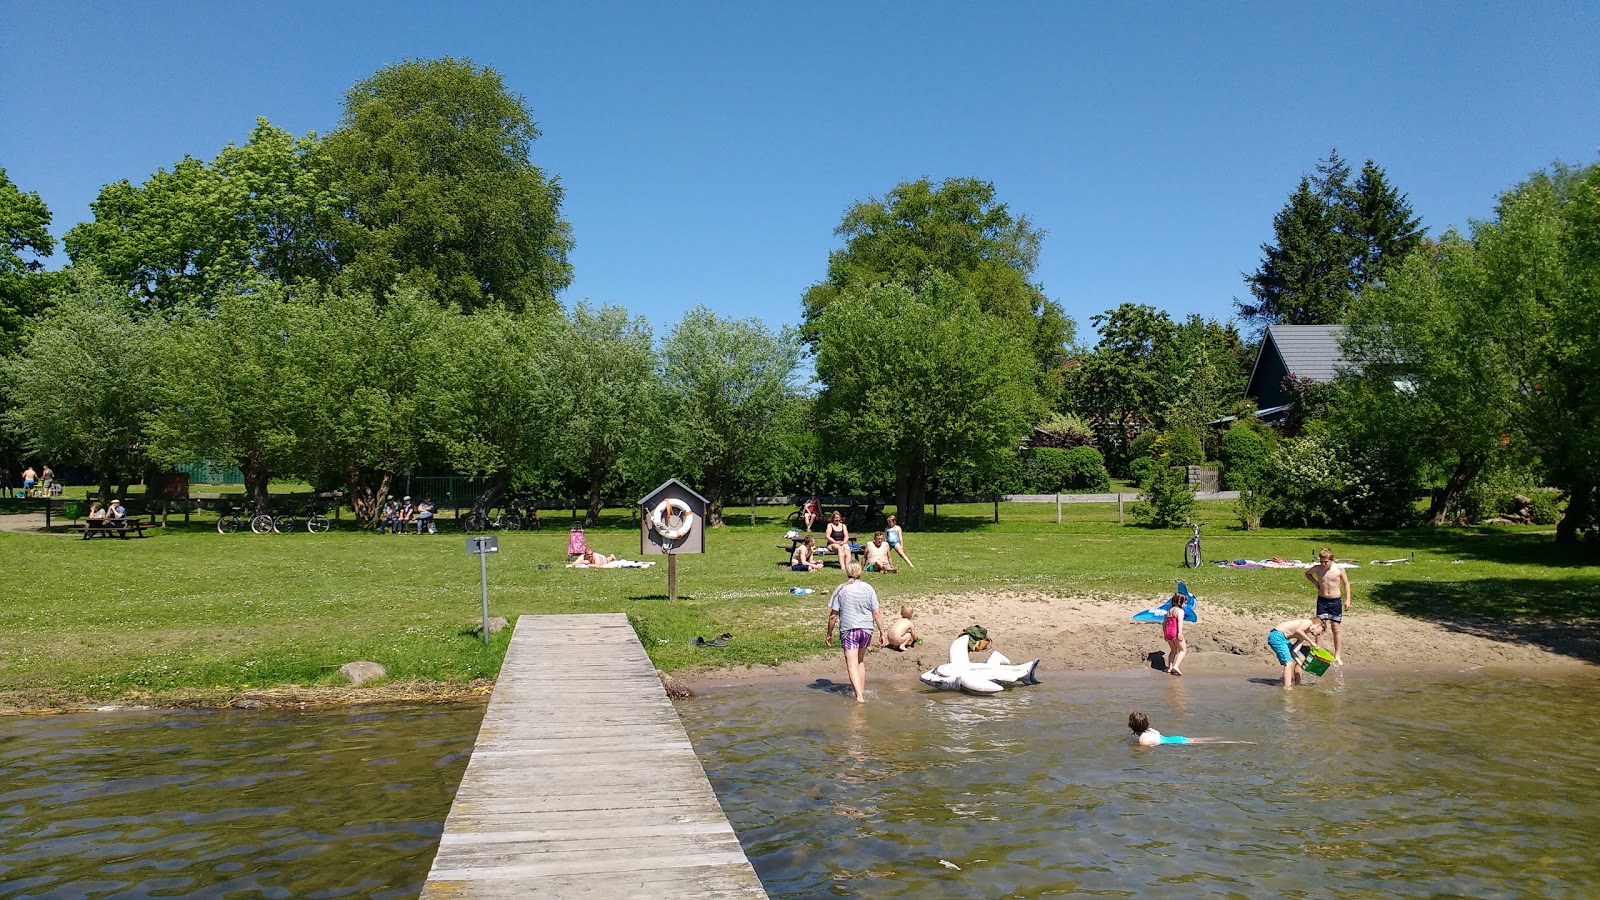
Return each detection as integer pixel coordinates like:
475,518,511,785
470,472,510,525
1427,454,1486,525
705,464,726,527
899,459,930,529
1556,482,1592,545
583,465,605,528
345,468,393,529
116,477,130,501
243,459,271,511
98,476,113,504
894,466,910,529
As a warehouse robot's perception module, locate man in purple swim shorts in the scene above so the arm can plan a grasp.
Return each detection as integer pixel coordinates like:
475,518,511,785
825,562,887,703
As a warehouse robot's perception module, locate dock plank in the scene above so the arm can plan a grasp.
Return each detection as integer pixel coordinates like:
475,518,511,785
421,613,766,898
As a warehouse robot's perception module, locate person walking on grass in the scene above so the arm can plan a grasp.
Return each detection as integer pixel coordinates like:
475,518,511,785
825,562,886,702
1306,548,1353,664
1163,593,1188,676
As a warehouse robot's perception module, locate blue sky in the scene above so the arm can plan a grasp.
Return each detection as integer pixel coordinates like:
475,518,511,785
3,1,1596,342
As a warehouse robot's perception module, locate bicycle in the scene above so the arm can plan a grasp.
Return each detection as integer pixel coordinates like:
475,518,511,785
216,505,252,534
1183,522,1206,569
272,502,330,534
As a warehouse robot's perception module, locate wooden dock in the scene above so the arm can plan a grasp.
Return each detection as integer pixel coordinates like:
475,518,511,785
421,613,767,899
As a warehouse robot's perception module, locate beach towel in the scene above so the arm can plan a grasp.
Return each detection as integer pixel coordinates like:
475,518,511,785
1215,559,1265,569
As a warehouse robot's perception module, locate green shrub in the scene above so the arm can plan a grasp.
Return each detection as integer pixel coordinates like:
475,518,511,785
1218,426,1268,491
1128,431,1161,463
1128,456,1156,486
1260,434,1420,528
1234,486,1265,531
1032,446,1111,492
1131,464,1196,527
1527,491,1562,525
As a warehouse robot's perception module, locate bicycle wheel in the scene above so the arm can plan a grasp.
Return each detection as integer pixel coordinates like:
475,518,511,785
217,514,241,535
306,514,330,533
1185,542,1202,569
273,515,299,534
460,511,487,532
524,513,540,531
250,514,275,534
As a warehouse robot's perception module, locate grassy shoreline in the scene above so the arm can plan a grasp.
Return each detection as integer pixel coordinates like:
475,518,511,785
3,501,1596,710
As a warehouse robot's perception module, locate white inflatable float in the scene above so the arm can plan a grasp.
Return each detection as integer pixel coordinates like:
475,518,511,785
919,635,1042,694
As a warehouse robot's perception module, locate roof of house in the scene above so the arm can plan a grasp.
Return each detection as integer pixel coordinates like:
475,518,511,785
1266,324,1348,382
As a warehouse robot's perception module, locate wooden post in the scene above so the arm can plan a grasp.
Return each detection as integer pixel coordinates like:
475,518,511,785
993,495,999,523
1056,492,1061,525
184,502,191,525
44,498,52,528
667,552,678,601
750,497,756,525
1118,492,1124,524
163,500,170,527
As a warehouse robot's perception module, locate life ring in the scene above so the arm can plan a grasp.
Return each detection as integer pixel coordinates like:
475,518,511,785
650,498,695,541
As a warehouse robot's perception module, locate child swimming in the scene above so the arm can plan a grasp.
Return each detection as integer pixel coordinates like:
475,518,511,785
1127,711,1253,747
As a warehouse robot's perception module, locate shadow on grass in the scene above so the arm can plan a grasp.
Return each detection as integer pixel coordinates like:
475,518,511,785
1368,575,1600,665
1309,527,1600,569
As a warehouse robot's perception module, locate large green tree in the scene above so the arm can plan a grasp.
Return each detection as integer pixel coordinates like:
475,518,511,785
1,270,158,499
813,273,1035,527
0,168,62,354
543,303,660,526
64,119,337,311
802,177,1073,384
325,57,573,314
659,306,799,526
1065,304,1176,465
1240,150,1423,328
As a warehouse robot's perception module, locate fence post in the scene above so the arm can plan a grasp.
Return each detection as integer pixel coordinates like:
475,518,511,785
993,495,999,523
750,497,756,525
1056,492,1061,525
1118,493,1124,525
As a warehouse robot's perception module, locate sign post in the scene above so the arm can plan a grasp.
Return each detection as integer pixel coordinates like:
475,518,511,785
465,535,499,645
639,478,707,603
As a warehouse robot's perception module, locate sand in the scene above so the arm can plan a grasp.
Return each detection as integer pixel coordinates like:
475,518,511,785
696,591,1598,686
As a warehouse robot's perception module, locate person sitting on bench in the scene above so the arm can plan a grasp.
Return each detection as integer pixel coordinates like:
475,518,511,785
86,501,106,524
106,499,128,527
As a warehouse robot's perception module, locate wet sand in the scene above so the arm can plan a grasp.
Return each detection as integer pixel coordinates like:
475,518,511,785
694,591,1597,687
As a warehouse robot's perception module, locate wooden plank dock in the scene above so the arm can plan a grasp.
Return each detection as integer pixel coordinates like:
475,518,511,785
421,613,767,899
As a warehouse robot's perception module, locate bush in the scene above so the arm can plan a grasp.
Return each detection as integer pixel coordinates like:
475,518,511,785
1218,426,1269,491
1153,427,1206,467
1260,434,1420,528
1128,456,1156,486
1234,486,1264,530
1032,447,1111,492
1131,464,1196,527
1527,491,1562,525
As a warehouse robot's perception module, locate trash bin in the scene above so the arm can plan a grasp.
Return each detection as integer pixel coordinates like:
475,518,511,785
63,500,82,520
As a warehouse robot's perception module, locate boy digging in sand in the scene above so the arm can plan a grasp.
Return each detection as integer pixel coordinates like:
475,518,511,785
886,606,918,650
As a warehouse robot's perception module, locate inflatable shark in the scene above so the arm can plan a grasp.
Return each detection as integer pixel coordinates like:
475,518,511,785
919,635,1042,694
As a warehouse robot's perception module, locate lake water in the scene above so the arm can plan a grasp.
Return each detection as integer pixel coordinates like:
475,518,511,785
4,671,1598,898
0,704,481,898
679,668,1600,898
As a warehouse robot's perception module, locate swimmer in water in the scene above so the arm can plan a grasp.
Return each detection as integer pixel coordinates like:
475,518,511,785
1127,711,1253,746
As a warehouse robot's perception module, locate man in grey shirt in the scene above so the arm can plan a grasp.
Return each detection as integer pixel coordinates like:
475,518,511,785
826,562,887,702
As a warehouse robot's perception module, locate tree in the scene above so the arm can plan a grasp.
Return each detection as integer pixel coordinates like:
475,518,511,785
1,270,157,499
1240,150,1423,329
294,288,453,526
64,119,337,311
802,177,1073,384
1065,304,1176,467
659,306,799,526
813,274,1035,528
325,57,573,314
144,287,314,509
543,303,660,526
0,168,63,354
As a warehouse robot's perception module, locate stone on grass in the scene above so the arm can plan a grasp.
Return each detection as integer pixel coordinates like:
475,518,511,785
473,616,509,637
340,661,387,685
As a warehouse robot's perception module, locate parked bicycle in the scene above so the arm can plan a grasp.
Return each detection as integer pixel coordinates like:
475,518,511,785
460,498,540,532
268,502,331,534
216,505,254,534
1183,522,1206,568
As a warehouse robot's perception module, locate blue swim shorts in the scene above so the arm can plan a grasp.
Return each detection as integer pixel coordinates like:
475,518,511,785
1268,629,1294,664
1159,735,1190,745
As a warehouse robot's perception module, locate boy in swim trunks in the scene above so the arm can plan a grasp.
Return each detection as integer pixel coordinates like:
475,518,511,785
1268,618,1326,687
1305,548,1353,664
886,605,918,650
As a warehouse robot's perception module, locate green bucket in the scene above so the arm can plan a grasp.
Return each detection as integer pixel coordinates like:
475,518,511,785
1302,647,1335,677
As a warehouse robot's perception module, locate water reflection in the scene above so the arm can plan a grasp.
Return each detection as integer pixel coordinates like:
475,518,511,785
0,704,482,899
682,670,1600,898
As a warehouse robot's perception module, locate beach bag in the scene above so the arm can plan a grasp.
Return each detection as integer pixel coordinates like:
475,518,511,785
567,526,586,556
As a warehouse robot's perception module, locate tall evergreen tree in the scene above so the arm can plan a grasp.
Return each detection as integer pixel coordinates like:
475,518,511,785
1239,150,1423,329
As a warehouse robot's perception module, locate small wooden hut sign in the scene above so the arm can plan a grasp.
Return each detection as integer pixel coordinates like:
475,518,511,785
639,478,706,600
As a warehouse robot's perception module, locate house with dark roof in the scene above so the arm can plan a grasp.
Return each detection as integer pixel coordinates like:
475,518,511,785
1242,324,1349,420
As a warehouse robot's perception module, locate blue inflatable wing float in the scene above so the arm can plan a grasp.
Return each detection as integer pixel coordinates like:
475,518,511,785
1132,582,1200,623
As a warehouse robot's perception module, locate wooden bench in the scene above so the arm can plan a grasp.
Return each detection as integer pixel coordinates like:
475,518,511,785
79,520,161,540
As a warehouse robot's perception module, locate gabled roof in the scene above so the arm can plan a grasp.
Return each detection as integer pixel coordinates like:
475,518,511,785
638,477,708,506
1263,324,1348,382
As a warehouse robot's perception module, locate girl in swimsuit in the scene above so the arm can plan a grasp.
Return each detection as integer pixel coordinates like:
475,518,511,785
825,512,851,566
1163,594,1187,676
885,515,914,568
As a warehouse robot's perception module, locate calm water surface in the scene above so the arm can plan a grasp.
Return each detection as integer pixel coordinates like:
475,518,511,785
680,668,1600,898
0,704,482,899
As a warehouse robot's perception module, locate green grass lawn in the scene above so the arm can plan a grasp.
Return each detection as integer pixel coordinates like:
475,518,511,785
3,500,1596,704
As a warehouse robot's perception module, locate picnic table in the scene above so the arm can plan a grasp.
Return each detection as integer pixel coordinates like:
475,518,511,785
79,519,161,540
780,532,863,566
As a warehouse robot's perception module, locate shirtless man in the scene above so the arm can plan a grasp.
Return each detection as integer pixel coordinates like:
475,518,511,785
1305,548,1353,664
862,532,897,573
1267,617,1325,687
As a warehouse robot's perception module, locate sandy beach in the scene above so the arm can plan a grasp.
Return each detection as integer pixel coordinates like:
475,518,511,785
695,591,1598,686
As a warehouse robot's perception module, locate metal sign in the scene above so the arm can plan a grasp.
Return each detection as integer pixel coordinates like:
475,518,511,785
466,535,500,555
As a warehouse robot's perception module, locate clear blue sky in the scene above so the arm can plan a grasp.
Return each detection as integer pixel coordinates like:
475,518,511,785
3,1,1596,341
